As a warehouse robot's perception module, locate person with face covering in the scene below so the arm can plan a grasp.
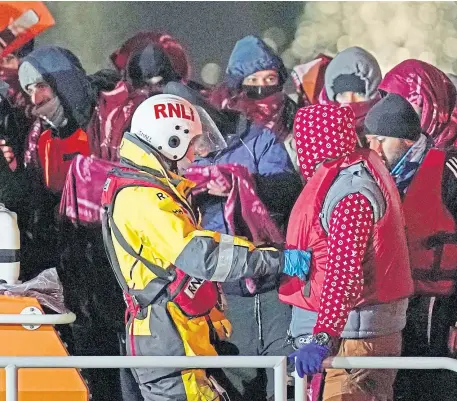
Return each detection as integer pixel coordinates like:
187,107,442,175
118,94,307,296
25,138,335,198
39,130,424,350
19,46,97,192
364,94,457,401
210,35,298,142
379,59,457,149
282,104,413,401
320,46,382,145
18,45,141,191
15,46,97,284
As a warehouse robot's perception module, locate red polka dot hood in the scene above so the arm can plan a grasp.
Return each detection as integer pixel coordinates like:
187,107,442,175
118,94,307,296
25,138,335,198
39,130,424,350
294,104,358,181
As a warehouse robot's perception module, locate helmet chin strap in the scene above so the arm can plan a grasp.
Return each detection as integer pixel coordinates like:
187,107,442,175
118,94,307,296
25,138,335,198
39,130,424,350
170,160,179,175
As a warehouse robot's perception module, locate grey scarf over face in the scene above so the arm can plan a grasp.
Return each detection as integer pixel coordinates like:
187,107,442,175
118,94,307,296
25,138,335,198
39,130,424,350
325,46,382,101
32,95,67,129
19,60,67,129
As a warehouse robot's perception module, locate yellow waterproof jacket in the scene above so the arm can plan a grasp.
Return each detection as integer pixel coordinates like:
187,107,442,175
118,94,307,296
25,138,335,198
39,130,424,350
104,134,284,296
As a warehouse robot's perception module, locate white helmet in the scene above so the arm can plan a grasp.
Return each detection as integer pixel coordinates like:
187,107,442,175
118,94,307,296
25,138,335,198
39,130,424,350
130,94,226,161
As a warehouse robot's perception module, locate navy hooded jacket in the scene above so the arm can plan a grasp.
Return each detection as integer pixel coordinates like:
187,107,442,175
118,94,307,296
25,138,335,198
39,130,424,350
224,35,288,90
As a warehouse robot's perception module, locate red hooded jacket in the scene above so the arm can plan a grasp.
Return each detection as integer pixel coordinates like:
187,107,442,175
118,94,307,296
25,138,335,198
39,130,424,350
379,59,457,149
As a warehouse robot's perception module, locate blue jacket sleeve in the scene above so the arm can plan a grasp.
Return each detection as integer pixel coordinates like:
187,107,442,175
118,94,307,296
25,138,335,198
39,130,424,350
253,128,303,230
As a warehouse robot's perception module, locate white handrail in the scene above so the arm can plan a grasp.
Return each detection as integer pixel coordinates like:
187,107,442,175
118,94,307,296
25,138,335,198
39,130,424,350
323,356,457,372
293,356,457,401
0,312,76,325
0,356,287,401
0,355,285,369
2,355,457,401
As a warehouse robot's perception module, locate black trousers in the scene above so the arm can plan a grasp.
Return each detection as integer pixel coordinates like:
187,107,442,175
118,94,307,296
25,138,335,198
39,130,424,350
394,295,457,401
118,333,145,401
213,291,294,401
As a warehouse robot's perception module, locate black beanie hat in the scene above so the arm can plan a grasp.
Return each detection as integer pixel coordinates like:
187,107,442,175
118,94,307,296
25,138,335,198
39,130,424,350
332,73,366,96
127,44,179,87
364,93,422,141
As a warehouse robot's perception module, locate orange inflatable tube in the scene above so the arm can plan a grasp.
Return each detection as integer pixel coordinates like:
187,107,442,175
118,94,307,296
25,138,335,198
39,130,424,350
0,295,88,401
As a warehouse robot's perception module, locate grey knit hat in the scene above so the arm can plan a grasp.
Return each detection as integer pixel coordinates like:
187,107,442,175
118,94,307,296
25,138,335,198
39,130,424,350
18,60,45,92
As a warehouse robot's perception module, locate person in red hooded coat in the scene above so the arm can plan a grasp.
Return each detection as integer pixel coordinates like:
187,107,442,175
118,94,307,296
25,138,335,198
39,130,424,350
283,104,413,401
379,59,457,149
110,30,207,97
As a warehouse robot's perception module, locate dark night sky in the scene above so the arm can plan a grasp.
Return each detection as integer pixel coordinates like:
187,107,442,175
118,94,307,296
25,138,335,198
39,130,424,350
37,2,302,83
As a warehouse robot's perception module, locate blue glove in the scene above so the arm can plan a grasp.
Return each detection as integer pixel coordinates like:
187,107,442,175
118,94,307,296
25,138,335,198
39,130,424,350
288,343,331,377
283,249,312,280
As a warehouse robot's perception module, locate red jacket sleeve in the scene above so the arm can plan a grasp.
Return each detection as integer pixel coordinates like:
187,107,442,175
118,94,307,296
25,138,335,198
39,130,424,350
313,192,374,337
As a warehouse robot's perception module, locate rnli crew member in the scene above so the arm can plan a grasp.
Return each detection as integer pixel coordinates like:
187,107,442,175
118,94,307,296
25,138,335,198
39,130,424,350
101,94,310,401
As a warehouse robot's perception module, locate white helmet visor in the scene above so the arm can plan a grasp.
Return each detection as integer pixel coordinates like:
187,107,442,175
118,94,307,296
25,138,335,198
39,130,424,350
192,106,227,157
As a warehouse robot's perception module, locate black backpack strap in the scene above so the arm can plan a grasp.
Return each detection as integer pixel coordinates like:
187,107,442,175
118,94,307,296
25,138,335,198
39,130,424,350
102,205,172,308
102,208,130,294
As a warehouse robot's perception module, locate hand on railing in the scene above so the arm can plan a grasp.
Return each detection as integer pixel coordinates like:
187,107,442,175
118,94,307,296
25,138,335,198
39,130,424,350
289,343,332,377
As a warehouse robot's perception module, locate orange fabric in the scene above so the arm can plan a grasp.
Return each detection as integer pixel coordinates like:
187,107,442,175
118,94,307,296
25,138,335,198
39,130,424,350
298,55,332,105
322,332,402,401
0,2,55,57
37,128,91,193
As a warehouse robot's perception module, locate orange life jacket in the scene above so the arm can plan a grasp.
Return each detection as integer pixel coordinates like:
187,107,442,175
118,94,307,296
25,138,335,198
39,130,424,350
37,128,90,193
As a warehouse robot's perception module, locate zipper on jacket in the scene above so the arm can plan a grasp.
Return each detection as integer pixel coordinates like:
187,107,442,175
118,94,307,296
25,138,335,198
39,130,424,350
255,294,264,348
240,137,255,161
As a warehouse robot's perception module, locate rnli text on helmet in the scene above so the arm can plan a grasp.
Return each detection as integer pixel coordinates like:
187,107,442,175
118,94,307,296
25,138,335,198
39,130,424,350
154,103,195,122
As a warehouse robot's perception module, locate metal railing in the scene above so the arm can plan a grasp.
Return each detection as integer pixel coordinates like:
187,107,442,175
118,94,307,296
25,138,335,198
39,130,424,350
2,355,285,401
2,355,457,401
294,356,457,401
0,310,456,401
